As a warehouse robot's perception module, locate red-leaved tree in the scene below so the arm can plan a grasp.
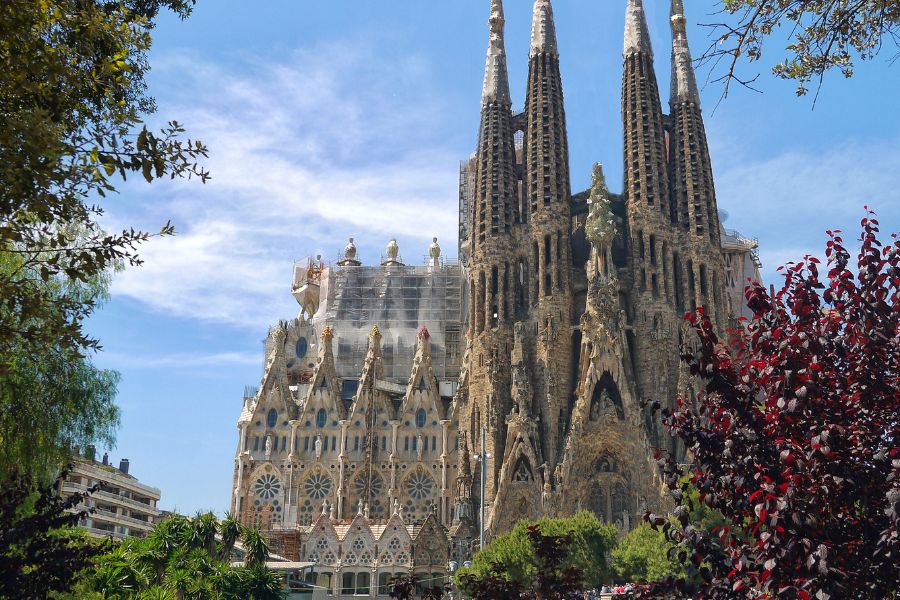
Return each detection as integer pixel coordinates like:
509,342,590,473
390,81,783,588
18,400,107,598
642,212,899,599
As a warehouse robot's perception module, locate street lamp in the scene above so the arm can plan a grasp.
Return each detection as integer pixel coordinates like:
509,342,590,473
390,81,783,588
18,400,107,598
472,428,491,553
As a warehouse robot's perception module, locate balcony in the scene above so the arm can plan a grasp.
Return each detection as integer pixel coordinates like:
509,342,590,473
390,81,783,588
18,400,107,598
63,482,160,516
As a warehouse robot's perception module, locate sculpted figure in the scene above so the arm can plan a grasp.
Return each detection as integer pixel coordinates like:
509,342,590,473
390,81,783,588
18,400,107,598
417,434,424,461
264,435,273,459
315,435,323,460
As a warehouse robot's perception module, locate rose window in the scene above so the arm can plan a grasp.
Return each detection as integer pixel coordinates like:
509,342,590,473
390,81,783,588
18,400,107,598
406,472,434,500
253,474,282,500
304,473,332,500
316,538,329,551
387,537,401,552
352,537,366,551
344,552,358,565
353,473,384,499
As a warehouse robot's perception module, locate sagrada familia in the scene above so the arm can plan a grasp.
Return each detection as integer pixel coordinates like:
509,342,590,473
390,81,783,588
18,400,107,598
229,0,761,583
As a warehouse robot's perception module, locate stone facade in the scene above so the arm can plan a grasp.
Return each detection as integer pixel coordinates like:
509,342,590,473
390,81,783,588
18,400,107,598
230,0,763,562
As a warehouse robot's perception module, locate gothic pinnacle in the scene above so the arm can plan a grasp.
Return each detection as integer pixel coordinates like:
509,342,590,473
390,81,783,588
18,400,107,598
530,0,558,57
482,0,510,105
670,0,700,103
623,0,653,59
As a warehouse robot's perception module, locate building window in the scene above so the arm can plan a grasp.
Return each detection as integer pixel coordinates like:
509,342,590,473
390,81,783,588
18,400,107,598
381,436,387,451
404,437,409,451
296,337,308,359
432,436,437,452
356,572,370,595
316,409,327,428
253,436,259,452
304,437,309,451
423,437,428,451
412,436,418,452
416,408,426,428
354,436,359,451
281,436,287,452
267,409,277,429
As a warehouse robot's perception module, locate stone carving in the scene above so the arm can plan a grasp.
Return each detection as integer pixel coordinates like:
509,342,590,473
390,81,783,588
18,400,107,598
315,435,322,460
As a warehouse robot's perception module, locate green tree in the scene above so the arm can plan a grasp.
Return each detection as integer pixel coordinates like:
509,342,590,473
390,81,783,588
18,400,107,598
0,0,208,372
612,523,685,584
0,247,120,478
82,513,285,599
0,468,109,600
456,511,618,592
703,0,900,100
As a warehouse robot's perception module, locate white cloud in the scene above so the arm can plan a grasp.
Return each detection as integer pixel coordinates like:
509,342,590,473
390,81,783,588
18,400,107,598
106,42,461,330
716,136,900,284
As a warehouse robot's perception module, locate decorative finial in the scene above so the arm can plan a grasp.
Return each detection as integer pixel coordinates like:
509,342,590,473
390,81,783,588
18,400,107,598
338,237,361,267
382,238,404,267
369,325,382,340
670,0,700,103
530,0,558,57
364,503,370,519
321,500,329,516
393,498,401,516
482,0,511,104
624,0,653,59
357,499,364,517
321,325,334,341
428,237,441,260
418,326,430,340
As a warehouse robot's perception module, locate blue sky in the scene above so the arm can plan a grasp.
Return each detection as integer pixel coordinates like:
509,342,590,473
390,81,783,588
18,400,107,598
87,0,900,515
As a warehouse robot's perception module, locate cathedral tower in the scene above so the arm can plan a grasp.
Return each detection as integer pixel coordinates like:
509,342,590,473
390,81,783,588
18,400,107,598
523,0,572,468
621,0,680,420
668,0,729,329
464,0,518,512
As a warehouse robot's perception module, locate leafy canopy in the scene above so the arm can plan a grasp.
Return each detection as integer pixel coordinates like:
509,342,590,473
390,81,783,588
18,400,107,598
456,511,618,593
0,468,109,600
0,0,207,372
701,0,900,101
76,511,285,599
641,212,899,599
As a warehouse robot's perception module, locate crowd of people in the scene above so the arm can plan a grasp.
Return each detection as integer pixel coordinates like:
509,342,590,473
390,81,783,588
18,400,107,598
580,583,639,598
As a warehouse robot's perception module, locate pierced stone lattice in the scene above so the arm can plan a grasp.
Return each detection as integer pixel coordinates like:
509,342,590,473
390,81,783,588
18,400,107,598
253,474,281,500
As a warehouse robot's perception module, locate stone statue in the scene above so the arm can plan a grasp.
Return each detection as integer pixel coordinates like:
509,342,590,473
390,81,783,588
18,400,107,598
315,435,323,460
417,434,424,461
264,435,273,459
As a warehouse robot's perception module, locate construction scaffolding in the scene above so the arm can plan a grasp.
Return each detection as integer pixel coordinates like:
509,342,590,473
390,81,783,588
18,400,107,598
312,260,465,386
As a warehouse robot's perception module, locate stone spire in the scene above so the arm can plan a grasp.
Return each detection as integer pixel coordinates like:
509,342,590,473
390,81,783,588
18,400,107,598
622,0,669,224
524,0,572,470
482,0,510,105
624,0,653,58
670,0,699,103
530,0,558,57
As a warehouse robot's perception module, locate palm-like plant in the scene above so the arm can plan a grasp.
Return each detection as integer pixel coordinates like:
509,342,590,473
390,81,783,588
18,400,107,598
239,565,285,600
217,513,242,561
239,528,270,568
81,513,285,599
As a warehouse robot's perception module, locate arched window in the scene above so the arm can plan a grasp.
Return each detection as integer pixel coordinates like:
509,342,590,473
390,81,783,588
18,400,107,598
267,409,277,429
316,408,327,428
415,408,426,428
